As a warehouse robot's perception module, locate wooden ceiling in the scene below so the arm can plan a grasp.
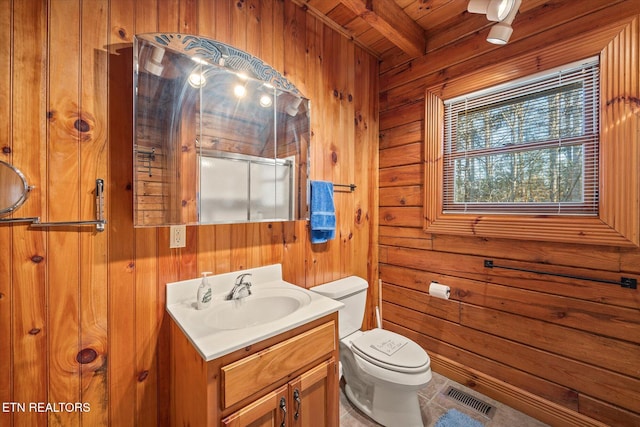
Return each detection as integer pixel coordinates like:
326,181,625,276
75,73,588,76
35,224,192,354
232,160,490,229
292,0,549,63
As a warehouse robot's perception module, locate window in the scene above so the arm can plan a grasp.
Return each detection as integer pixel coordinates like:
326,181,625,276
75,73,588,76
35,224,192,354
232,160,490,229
423,21,639,247
443,58,599,215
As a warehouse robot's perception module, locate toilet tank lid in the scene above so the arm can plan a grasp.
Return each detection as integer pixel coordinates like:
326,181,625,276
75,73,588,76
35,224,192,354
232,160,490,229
310,276,368,299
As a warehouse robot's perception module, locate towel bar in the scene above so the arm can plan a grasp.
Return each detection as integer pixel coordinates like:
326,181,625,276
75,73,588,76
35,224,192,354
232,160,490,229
484,259,637,289
0,179,107,232
334,183,356,192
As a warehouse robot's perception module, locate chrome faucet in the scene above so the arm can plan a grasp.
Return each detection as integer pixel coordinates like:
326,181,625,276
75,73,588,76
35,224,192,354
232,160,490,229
225,273,253,300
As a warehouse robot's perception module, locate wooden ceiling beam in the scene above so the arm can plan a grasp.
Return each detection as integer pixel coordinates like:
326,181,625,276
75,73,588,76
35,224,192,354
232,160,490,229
340,0,426,58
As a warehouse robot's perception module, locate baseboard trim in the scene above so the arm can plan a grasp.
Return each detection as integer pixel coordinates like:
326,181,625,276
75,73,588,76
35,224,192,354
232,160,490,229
431,354,608,427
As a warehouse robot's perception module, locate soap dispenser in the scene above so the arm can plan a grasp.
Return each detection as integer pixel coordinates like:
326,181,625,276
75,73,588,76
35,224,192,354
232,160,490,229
197,272,213,310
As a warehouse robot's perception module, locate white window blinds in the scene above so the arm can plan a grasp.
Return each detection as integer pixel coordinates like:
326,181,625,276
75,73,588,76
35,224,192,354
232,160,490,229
443,57,599,215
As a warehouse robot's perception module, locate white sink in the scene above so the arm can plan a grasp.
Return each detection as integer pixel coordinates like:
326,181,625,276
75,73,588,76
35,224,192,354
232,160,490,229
205,288,311,330
166,264,343,361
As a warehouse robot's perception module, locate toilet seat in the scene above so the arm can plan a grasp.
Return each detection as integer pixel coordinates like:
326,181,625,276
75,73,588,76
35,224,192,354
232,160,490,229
350,329,430,374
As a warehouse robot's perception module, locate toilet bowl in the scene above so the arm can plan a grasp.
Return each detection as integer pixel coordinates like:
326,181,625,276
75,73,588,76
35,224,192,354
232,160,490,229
310,277,432,427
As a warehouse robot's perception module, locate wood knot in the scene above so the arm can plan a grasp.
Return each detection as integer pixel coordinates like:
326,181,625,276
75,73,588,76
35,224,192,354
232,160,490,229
348,94,353,102
76,348,97,364
331,151,338,164
74,119,91,133
2,146,11,154
555,312,567,319
117,28,127,40
355,208,362,224
125,183,132,191
333,89,339,98
47,111,55,120
28,328,41,335
127,262,135,270
0,292,4,299
31,255,44,264
137,370,149,382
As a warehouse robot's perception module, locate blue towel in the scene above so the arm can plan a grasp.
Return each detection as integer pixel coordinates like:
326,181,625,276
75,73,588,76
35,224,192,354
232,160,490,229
310,180,336,244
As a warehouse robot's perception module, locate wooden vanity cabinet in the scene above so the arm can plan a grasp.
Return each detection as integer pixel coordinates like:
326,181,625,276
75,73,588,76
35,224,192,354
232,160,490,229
170,313,339,427
220,384,288,427
221,359,335,427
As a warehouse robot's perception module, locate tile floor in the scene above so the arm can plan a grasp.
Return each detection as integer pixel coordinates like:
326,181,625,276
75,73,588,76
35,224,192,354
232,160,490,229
339,371,550,427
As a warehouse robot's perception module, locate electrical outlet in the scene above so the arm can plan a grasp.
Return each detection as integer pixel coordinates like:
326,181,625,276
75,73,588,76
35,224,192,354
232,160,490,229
170,224,186,248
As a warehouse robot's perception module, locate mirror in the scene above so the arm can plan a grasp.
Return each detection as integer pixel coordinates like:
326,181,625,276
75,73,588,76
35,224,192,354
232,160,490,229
0,160,31,216
133,33,310,226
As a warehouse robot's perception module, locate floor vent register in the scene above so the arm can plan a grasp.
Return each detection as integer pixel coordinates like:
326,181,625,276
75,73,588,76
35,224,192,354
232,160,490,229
444,386,496,419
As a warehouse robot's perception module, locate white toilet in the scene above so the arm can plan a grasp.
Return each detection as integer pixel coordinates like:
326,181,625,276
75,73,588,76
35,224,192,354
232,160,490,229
310,276,432,427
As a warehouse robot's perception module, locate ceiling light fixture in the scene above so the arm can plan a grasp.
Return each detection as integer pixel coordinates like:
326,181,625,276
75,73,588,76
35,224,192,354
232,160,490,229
468,0,514,21
285,97,303,117
486,0,521,44
467,0,521,45
145,46,165,76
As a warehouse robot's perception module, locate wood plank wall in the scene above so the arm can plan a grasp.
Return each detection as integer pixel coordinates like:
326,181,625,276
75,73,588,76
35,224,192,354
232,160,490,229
378,1,640,426
0,0,378,425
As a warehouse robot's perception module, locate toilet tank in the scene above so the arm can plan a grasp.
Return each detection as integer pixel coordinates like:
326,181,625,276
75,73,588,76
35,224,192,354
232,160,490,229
310,276,368,339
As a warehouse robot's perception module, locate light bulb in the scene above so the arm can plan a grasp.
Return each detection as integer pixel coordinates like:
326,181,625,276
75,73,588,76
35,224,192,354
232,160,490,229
188,72,206,88
259,94,272,108
234,84,246,98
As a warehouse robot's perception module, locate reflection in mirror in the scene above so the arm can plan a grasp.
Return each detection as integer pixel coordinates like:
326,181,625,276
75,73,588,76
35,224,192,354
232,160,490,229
0,160,31,215
133,33,310,226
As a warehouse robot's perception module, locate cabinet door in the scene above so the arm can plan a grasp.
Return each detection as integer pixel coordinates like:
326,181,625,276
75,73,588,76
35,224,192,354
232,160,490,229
289,359,338,427
222,385,288,427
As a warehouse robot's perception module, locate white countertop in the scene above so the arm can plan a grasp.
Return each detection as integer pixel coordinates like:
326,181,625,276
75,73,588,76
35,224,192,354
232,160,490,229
166,264,343,361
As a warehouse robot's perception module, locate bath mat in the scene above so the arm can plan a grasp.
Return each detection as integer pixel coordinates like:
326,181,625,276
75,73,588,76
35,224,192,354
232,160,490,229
434,409,484,427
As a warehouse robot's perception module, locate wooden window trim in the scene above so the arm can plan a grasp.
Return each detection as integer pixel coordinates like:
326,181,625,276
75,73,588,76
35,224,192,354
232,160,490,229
424,18,639,247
